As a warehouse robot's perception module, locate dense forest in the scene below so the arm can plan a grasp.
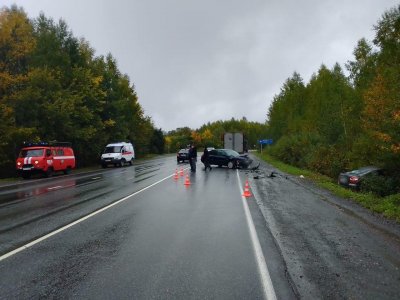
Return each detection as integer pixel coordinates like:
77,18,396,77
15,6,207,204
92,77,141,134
266,5,399,184
0,6,164,177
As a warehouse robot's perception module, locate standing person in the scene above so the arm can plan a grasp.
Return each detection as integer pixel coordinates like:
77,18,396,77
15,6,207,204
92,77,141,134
188,144,197,172
201,147,212,171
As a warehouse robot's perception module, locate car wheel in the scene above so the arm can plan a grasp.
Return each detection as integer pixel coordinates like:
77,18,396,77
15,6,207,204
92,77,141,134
102,163,107,168
120,159,125,167
227,161,235,169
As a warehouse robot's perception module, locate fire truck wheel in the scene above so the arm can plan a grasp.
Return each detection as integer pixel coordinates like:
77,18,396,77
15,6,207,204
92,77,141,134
45,168,53,178
63,167,71,175
22,173,31,179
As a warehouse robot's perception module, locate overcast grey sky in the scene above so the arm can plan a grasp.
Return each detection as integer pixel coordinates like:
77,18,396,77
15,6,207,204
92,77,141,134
3,0,399,131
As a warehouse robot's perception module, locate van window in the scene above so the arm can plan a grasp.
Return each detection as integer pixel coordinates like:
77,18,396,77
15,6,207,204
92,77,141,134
57,149,64,156
104,146,122,153
19,149,44,157
46,149,52,157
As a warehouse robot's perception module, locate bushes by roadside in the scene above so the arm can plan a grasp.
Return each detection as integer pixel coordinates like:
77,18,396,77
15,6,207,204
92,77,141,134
360,174,400,197
257,152,400,223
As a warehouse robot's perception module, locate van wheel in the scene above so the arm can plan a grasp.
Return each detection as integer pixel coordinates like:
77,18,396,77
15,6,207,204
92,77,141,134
129,159,133,166
102,164,107,168
45,168,53,178
63,167,71,175
120,159,125,167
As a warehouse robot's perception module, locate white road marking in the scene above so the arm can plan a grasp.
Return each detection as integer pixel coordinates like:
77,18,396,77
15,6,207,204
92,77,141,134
91,177,101,180
47,186,63,190
236,170,277,300
0,173,175,262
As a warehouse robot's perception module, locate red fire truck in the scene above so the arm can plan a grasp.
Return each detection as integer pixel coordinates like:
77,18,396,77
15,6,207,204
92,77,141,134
16,142,76,179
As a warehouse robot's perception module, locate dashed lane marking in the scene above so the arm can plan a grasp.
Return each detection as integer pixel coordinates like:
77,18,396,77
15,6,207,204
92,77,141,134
47,186,63,190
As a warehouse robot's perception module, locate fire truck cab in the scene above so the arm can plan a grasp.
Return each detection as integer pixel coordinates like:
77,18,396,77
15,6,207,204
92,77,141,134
16,142,76,179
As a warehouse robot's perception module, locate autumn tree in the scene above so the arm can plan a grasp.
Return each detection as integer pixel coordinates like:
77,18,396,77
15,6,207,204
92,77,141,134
0,6,36,175
359,5,400,170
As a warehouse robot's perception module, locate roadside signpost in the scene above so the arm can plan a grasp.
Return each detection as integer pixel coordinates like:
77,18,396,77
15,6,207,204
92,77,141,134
258,139,273,152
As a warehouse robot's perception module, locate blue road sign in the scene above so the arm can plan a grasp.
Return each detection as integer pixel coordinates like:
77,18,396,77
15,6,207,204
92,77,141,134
259,139,273,145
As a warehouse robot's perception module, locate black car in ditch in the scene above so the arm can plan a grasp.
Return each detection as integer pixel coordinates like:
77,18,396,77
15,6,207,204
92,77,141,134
207,149,253,169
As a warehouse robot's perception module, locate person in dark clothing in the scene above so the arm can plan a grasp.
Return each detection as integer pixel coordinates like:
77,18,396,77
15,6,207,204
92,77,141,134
188,144,197,172
202,147,212,171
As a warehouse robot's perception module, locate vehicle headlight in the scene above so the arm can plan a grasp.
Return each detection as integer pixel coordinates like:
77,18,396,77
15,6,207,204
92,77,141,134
17,162,21,166
35,161,39,164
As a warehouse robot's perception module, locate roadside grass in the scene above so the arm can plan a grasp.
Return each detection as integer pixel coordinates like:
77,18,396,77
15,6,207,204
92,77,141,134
256,152,400,223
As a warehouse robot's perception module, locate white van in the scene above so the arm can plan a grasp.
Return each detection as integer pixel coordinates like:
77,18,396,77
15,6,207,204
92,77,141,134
101,142,135,168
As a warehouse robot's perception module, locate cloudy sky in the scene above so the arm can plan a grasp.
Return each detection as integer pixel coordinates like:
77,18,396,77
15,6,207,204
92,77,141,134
3,0,399,131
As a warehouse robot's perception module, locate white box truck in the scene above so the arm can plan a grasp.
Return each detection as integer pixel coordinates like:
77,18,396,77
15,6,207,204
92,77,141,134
223,132,244,153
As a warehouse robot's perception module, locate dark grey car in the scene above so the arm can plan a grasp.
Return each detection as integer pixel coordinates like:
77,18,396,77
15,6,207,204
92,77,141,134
338,166,382,189
177,149,189,163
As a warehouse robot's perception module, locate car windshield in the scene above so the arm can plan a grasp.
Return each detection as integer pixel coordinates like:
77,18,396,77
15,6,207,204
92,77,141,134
179,149,188,153
224,149,240,157
104,146,122,153
19,149,44,157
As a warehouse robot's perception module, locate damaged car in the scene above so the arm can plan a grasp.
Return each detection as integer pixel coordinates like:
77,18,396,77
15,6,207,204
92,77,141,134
207,149,253,169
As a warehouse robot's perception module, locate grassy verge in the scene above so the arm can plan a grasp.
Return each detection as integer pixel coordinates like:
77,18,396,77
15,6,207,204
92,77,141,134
256,152,400,223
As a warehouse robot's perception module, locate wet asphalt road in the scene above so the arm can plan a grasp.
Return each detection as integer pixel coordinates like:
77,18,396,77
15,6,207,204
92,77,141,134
0,154,399,299
249,155,400,299
0,156,293,299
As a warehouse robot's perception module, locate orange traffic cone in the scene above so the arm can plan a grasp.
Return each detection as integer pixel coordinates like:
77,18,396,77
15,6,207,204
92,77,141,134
242,180,252,197
184,174,191,186
173,169,179,180
180,168,184,177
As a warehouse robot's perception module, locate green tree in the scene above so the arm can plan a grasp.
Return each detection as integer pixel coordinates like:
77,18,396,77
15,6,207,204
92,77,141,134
150,128,165,154
0,6,37,175
267,72,305,141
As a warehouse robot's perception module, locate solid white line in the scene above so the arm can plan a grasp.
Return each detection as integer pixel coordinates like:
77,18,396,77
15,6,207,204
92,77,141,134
236,170,277,300
0,172,175,262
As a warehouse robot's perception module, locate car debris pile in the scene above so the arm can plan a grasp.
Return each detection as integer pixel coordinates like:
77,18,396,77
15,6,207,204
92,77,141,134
240,160,288,180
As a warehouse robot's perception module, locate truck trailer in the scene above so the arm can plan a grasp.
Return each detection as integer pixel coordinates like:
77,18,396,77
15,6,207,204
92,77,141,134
223,132,245,153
